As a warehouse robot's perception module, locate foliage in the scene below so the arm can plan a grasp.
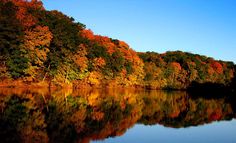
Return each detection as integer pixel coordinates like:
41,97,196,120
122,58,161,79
7,50,29,78
139,51,235,89
0,0,235,89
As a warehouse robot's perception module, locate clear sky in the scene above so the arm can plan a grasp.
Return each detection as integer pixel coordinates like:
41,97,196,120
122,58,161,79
41,0,236,63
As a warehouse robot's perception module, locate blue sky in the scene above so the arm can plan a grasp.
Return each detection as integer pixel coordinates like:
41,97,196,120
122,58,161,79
41,0,236,63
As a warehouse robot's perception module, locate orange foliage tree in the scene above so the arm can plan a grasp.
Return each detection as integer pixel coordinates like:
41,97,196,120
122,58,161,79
24,26,52,66
9,0,44,29
73,44,88,72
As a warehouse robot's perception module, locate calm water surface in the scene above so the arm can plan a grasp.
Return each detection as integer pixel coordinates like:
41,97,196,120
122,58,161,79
94,120,236,143
0,88,235,143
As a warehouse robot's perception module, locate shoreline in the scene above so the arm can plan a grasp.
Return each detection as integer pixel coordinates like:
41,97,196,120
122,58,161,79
0,79,234,93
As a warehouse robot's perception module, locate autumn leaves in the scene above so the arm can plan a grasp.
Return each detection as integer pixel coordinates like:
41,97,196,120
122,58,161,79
0,0,235,89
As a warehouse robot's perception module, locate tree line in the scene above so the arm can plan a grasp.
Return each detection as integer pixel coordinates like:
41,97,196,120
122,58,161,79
0,0,235,90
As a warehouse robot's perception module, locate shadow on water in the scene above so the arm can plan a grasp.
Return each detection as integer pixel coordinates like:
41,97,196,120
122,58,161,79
0,95,24,143
187,67,236,98
187,81,234,98
0,88,235,143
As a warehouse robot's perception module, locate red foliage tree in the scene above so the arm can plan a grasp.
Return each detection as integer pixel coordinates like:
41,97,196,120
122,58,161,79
211,61,223,74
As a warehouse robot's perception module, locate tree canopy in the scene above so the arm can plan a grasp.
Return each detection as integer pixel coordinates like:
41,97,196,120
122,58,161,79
0,0,235,89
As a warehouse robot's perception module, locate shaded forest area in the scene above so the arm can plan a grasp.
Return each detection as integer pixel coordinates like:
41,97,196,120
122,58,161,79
0,0,235,91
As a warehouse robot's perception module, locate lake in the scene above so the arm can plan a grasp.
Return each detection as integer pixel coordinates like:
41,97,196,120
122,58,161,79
0,88,235,143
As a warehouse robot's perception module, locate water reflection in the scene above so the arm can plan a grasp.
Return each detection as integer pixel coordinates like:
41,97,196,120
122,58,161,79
0,88,235,143
140,91,235,128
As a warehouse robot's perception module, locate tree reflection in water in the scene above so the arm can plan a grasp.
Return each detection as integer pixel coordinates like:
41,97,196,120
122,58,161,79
0,88,235,143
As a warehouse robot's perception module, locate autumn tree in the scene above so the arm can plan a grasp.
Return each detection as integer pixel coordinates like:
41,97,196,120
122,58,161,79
0,1,30,78
24,26,52,66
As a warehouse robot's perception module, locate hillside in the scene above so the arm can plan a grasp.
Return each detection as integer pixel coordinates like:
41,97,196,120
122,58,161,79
0,0,235,90
139,51,235,90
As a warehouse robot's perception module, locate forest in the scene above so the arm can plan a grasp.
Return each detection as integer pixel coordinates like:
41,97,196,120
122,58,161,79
0,0,235,90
